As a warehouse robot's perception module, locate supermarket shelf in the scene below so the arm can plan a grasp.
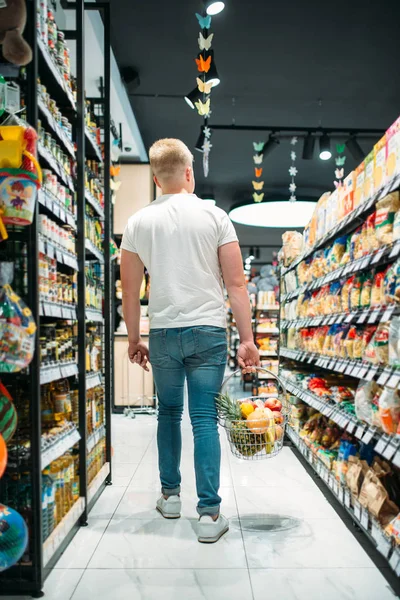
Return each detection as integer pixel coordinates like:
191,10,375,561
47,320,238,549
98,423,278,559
257,374,278,380
281,174,400,276
41,425,81,470
38,143,75,192
282,376,400,466
281,305,399,331
282,242,400,303
85,189,105,219
85,127,103,162
85,240,104,264
279,346,400,387
40,362,78,385
38,189,76,229
86,371,103,390
40,300,77,320
287,425,400,577
256,328,279,334
43,497,85,568
37,36,76,110
86,308,104,323
39,234,79,270
88,462,110,504
38,97,75,158
87,424,106,453
259,350,278,357
256,305,279,311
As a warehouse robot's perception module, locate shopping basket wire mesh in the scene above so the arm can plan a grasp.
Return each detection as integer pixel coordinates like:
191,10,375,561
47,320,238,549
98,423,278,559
217,368,291,460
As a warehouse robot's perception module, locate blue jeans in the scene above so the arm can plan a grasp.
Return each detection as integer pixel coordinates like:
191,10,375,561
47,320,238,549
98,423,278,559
149,326,227,516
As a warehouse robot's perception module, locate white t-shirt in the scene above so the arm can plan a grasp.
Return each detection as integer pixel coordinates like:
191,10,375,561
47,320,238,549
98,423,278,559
120,193,238,329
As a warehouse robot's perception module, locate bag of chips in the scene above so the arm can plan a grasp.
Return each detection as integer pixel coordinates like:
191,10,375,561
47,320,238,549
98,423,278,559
375,191,400,246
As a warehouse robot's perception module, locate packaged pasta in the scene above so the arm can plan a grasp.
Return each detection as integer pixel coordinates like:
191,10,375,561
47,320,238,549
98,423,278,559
355,380,381,427
365,323,389,365
328,236,347,271
383,260,400,304
360,272,373,308
393,210,400,243
371,270,386,306
282,231,304,266
375,191,400,246
353,328,365,360
362,213,379,254
350,228,362,261
343,326,357,359
389,316,400,368
350,274,363,310
341,276,354,313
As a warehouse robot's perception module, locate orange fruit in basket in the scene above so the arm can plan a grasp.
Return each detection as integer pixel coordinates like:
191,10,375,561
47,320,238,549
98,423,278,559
275,425,284,441
246,408,274,434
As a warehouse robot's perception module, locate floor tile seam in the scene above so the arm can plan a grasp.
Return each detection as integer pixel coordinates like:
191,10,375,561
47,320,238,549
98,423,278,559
226,448,255,600
66,568,87,600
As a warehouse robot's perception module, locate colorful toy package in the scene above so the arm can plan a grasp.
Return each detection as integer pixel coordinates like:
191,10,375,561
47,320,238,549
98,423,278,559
0,263,36,373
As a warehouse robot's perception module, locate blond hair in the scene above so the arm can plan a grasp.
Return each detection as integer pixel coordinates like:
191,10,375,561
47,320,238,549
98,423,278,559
149,138,193,182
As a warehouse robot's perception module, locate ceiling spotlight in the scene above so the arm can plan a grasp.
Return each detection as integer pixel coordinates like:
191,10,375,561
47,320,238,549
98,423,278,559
255,247,260,259
302,133,315,160
262,134,280,157
319,133,332,160
204,51,220,87
204,1,225,15
184,86,202,109
346,135,365,162
195,127,206,152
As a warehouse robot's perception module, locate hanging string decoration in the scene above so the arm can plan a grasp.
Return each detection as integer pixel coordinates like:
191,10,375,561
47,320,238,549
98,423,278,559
334,143,346,189
252,140,265,202
288,136,298,202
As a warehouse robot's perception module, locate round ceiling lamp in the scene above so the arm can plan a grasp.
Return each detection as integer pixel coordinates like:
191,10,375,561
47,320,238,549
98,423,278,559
204,1,225,15
229,199,317,228
201,193,216,206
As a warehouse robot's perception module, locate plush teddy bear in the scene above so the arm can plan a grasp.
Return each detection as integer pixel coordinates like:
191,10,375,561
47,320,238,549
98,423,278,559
0,0,32,66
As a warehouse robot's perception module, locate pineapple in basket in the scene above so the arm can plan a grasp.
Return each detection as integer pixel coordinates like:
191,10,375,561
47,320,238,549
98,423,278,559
216,393,265,457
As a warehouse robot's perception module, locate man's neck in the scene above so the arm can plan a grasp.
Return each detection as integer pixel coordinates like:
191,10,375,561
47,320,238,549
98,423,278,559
160,187,192,196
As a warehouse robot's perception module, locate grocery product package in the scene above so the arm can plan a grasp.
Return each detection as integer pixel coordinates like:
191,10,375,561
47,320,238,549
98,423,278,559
378,387,400,434
346,455,369,497
374,135,387,194
364,323,389,365
355,380,382,427
359,468,399,526
375,191,400,245
328,236,347,271
386,116,400,186
364,151,375,202
282,231,304,267
385,513,400,545
316,192,330,241
343,171,354,216
354,162,365,208
383,259,400,304
389,316,400,368
0,263,37,373
393,210,400,242
371,270,386,306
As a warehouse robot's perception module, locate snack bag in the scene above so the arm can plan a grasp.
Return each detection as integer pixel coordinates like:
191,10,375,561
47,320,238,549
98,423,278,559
386,116,400,186
353,327,364,360
364,151,375,202
350,274,363,310
371,270,385,307
379,388,400,435
354,162,365,208
374,135,387,194
328,236,347,271
389,316,400,368
360,272,373,308
355,380,381,426
362,212,379,254
316,192,330,241
383,260,400,304
350,228,362,261
393,210,400,242
343,326,357,359
341,276,354,313
282,231,304,266
362,325,378,355
365,323,389,365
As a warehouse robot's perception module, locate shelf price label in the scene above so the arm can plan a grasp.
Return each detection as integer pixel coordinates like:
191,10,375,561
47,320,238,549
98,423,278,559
381,305,395,323
386,371,400,389
374,434,391,455
361,427,376,445
371,248,385,265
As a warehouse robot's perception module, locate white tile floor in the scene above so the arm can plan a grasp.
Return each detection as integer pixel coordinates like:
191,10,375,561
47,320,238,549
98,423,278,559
5,413,398,600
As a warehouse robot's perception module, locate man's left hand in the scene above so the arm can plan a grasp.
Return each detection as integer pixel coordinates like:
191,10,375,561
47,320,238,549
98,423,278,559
128,339,150,371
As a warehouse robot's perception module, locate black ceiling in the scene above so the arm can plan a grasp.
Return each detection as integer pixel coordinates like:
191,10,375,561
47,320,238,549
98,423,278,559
110,0,400,256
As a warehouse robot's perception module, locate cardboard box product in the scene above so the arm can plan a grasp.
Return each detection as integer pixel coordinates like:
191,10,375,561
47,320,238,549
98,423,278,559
343,171,355,216
327,189,339,230
374,135,387,193
316,192,330,241
364,151,374,202
386,116,400,184
354,162,365,208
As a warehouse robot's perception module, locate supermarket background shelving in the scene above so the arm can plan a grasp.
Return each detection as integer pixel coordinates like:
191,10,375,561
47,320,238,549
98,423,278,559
0,0,112,595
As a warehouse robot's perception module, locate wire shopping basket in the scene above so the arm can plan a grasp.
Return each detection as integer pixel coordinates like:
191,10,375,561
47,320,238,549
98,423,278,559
217,367,291,460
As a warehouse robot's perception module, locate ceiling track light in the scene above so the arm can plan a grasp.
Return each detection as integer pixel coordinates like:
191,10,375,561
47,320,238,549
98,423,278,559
302,133,315,160
195,127,206,152
255,247,260,259
262,134,280,157
346,135,365,162
319,133,332,161
203,0,225,15
203,50,220,87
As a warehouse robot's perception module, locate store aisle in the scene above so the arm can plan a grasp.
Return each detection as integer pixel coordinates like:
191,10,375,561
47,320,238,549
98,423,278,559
8,412,397,600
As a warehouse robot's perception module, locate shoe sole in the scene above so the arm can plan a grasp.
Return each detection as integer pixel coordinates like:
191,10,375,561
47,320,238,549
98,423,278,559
156,506,181,519
198,525,229,544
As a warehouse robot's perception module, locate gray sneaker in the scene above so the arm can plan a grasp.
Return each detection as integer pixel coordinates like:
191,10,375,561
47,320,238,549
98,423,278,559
197,514,229,543
156,495,182,519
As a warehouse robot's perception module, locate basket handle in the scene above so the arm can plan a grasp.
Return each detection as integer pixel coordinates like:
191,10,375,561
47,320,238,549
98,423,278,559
220,367,287,397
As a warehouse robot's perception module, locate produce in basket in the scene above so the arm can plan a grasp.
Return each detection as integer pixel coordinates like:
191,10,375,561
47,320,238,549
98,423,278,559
230,421,266,457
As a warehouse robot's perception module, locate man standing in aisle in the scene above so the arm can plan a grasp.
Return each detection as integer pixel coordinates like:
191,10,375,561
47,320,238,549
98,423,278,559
120,138,259,543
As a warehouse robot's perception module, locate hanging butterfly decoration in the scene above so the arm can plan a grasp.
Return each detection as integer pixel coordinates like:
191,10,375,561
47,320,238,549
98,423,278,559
194,98,211,117
251,141,265,202
198,32,214,51
255,167,263,178
288,137,299,202
196,77,213,94
334,143,346,188
253,192,264,203
252,180,264,191
195,54,212,73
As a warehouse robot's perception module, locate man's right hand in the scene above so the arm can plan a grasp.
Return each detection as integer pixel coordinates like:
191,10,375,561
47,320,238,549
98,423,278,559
237,341,260,373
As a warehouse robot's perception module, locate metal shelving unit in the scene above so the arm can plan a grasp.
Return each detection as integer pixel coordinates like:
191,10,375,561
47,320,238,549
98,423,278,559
0,0,112,595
